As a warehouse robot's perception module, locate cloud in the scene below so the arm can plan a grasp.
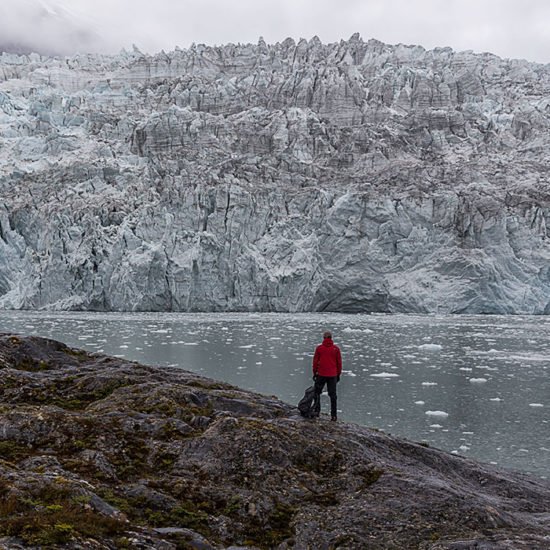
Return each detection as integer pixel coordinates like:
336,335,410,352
0,0,549,63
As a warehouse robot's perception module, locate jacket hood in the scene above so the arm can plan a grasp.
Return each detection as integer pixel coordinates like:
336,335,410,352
322,338,334,347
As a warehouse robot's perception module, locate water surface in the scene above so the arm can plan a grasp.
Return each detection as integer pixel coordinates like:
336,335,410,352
1,312,547,478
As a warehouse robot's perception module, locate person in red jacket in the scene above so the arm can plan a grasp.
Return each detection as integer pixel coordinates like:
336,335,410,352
312,330,342,421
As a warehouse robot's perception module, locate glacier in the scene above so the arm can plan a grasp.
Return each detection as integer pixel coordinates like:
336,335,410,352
1,35,550,313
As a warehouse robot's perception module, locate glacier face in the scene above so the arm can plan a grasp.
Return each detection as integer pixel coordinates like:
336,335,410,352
1,36,550,313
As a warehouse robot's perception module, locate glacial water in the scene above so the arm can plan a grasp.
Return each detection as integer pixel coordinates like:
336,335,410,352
0,312,548,478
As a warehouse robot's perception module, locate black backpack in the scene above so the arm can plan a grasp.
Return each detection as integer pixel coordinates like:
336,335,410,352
298,385,317,418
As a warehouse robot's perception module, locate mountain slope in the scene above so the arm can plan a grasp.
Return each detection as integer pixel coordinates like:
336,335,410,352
1,36,550,312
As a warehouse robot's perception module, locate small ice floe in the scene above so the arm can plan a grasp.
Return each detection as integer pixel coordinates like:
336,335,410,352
429,424,443,429
403,354,416,359
255,361,263,365
370,372,400,378
151,329,170,334
459,367,473,372
529,403,544,408
459,445,469,452
469,377,488,383
414,400,425,405
183,342,199,346
344,371,357,377
343,326,373,334
238,344,255,349
119,345,129,349
425,410,449,418
421,382,438,386
418,344,442,352
490,397,503,402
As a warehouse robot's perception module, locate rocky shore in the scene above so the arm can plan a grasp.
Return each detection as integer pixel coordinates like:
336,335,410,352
0,334,549,549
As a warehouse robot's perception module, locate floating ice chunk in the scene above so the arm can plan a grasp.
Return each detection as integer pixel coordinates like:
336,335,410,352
469,377,488,383
459,367,472,372
529,403,544,408
183,342,199,346
238,344,255,349
430,424,443,428
425,410,449,418
418,344,442,351
119,345,129,349
370,372,400,378
414,400,425,405
459,445,469,452
344,371,357,377
421,382,438,386
490,397,502,402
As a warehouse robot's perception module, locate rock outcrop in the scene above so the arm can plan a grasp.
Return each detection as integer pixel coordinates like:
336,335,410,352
0,334,549,549
1,36,550,312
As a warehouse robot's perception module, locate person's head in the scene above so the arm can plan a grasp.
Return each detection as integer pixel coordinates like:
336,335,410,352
323,330,332,340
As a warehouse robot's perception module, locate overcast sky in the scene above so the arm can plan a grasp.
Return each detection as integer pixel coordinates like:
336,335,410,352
2,0,550,63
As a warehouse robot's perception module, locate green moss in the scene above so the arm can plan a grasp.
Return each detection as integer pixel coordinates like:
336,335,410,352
304,490,339,506
0,440,33,462
0,483,126,544
294,446,344,476
223,496,242,516
14,357,53,372
51,397,86,410
65,348,90,361
242,501,296,547
186,379,229,390
99,488,212,534
362,468,384,487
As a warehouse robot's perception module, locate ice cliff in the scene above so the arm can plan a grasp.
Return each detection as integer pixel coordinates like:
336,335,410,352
1,35,550,313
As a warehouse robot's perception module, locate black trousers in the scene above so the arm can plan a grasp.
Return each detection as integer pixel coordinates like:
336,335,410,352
313,376,337,417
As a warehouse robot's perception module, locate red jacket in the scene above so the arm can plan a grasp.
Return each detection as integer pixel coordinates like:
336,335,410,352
313,337,342,378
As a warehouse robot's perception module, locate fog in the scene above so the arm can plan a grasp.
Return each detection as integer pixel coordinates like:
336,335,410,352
1,0,549,63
